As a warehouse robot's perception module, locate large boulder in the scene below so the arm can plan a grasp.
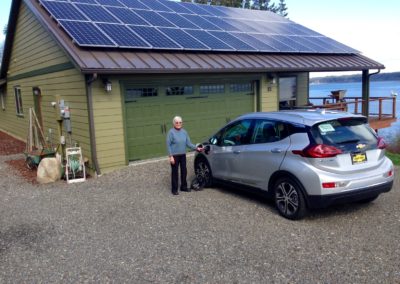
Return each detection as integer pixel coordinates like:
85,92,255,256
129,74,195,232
37,157,62,184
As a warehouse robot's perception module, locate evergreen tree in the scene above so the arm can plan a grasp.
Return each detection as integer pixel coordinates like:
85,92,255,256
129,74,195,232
277,0,288,17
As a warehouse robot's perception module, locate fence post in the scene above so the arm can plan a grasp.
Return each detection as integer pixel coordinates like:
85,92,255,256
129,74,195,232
379,98,382,120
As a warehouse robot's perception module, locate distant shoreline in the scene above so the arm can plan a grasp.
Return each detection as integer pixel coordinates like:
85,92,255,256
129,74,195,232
310,71,400,84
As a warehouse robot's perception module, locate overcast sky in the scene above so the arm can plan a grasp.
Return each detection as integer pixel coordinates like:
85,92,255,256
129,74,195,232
1,0,399,75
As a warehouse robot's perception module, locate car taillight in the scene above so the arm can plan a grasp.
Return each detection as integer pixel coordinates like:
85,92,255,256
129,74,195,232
377,137,387,149
292,144,343,158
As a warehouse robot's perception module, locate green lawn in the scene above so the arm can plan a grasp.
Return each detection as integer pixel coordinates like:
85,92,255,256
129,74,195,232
386,151,400,166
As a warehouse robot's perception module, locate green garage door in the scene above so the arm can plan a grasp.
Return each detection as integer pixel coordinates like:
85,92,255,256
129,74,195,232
124,81,255,161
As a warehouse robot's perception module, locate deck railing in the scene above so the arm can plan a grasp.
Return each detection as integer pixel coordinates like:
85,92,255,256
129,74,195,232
306,96,396,120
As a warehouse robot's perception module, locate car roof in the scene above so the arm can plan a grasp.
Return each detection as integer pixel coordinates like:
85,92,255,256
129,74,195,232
236,110,366,126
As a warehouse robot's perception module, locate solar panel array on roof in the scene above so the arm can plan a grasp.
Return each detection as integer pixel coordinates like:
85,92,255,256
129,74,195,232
39,0,359,54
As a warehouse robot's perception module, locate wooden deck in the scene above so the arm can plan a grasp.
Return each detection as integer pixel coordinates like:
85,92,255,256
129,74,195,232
305,96,397,130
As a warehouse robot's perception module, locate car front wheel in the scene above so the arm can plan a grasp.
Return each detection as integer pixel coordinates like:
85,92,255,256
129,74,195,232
274,177,307,220
194,157,213,188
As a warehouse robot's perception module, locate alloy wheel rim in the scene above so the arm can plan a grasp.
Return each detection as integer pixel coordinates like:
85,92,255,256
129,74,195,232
196,162,210,184
275,182,299,216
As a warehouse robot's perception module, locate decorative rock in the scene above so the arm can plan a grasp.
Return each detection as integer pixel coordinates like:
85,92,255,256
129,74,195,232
37,157,62,184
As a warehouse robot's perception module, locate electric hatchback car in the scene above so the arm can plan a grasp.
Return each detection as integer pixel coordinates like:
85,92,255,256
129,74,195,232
194,110,394,220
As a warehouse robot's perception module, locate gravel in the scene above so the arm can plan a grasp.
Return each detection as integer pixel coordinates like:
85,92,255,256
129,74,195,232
0,153,399,283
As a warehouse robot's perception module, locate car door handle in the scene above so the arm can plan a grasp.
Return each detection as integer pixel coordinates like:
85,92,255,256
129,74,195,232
233,150,241,154
271,148,282,153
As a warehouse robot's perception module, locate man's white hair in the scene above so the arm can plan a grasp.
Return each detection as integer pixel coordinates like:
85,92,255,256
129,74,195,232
173,116,182,124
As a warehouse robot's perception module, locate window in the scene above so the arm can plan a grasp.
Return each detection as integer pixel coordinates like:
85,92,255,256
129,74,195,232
125,87,158,101
220,119,253,146
252,120,288,144
200,84,225,94
230,83,252,93
14,87,23,115
166,86,193,96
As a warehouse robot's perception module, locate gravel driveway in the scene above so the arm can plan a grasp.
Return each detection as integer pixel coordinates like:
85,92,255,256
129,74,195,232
0,153,399,283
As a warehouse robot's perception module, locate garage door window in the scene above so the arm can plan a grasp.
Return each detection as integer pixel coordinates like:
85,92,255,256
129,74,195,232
230,83,252,93
200,84,225,94
125,88,158,101
166,86,193,96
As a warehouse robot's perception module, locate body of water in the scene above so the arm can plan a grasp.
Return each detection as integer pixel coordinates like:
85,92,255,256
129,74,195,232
309,80,400,144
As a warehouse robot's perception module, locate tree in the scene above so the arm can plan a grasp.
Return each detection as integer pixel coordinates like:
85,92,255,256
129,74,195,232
277,0,288,17
3,24,7,36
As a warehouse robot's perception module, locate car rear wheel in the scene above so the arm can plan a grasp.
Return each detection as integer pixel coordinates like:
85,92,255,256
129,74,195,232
274,177,307,220
194,157,213,188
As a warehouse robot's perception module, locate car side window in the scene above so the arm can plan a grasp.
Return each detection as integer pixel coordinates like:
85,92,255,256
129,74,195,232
252,120,288,144
220,120,253,146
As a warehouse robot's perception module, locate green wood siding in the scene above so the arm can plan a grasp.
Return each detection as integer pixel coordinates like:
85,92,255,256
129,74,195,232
296,72,309,106
90,79,127,171
260,74,278,112
0,2,92,171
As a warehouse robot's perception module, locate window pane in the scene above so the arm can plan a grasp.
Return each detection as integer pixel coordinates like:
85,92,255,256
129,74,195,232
14,87,23,115
200,84,225,94
166,86,193,96
229,83,252,93
252,120,287,143
125,87,158,101
221,119,252,146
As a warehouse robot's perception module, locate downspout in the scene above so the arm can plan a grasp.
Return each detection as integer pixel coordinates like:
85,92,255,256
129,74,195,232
361,69,381,117
86,73,101,176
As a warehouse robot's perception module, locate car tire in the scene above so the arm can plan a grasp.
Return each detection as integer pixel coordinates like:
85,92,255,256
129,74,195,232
274,177,307,220
194,157,213,188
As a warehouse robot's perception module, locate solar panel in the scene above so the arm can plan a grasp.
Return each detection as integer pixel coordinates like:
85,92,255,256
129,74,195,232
59,20,116,46
117,0,149,10
75,3,120,23
40,1,87,21
180,2,214,16
132,10,175,27
180,14,221,31
39,0,358,54
158,12,199,29
128,25,181,49
138,0,173,12
158,28,209,50
208,31,256,51
250,34,297,52
231,33,278,52
158,1,194,14
184,29,234,51
105,7,149,25
69,0,97,4
97,23,150,48
95,0,124,7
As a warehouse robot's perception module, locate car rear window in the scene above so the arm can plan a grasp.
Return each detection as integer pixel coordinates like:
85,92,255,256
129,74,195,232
310,118,377,151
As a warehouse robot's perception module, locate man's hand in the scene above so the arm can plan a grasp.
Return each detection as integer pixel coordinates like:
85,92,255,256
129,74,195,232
169,156,175,165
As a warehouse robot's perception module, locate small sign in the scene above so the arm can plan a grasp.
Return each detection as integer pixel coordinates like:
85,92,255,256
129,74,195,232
318,124,335,133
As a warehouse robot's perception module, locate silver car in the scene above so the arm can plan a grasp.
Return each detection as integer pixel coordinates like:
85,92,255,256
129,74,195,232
194,110,394,220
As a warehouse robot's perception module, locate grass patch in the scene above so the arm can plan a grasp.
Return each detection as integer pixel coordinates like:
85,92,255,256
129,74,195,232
386,151,400,166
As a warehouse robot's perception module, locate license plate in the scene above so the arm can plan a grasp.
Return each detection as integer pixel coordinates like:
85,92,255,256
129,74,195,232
351,152,367,164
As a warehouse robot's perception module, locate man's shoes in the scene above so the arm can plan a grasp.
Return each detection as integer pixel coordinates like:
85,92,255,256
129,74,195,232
172,191,179,195
181,188,191,192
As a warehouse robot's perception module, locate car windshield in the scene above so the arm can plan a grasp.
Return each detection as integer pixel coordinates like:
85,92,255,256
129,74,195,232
310,118,377,151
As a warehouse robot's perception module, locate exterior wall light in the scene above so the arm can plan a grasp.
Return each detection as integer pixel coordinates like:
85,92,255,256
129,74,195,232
32,86,41,96
103,79,112,93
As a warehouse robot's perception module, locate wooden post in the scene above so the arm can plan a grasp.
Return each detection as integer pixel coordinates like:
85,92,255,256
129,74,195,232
393,97,396,118
378,98,382,120
355,98,359,114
